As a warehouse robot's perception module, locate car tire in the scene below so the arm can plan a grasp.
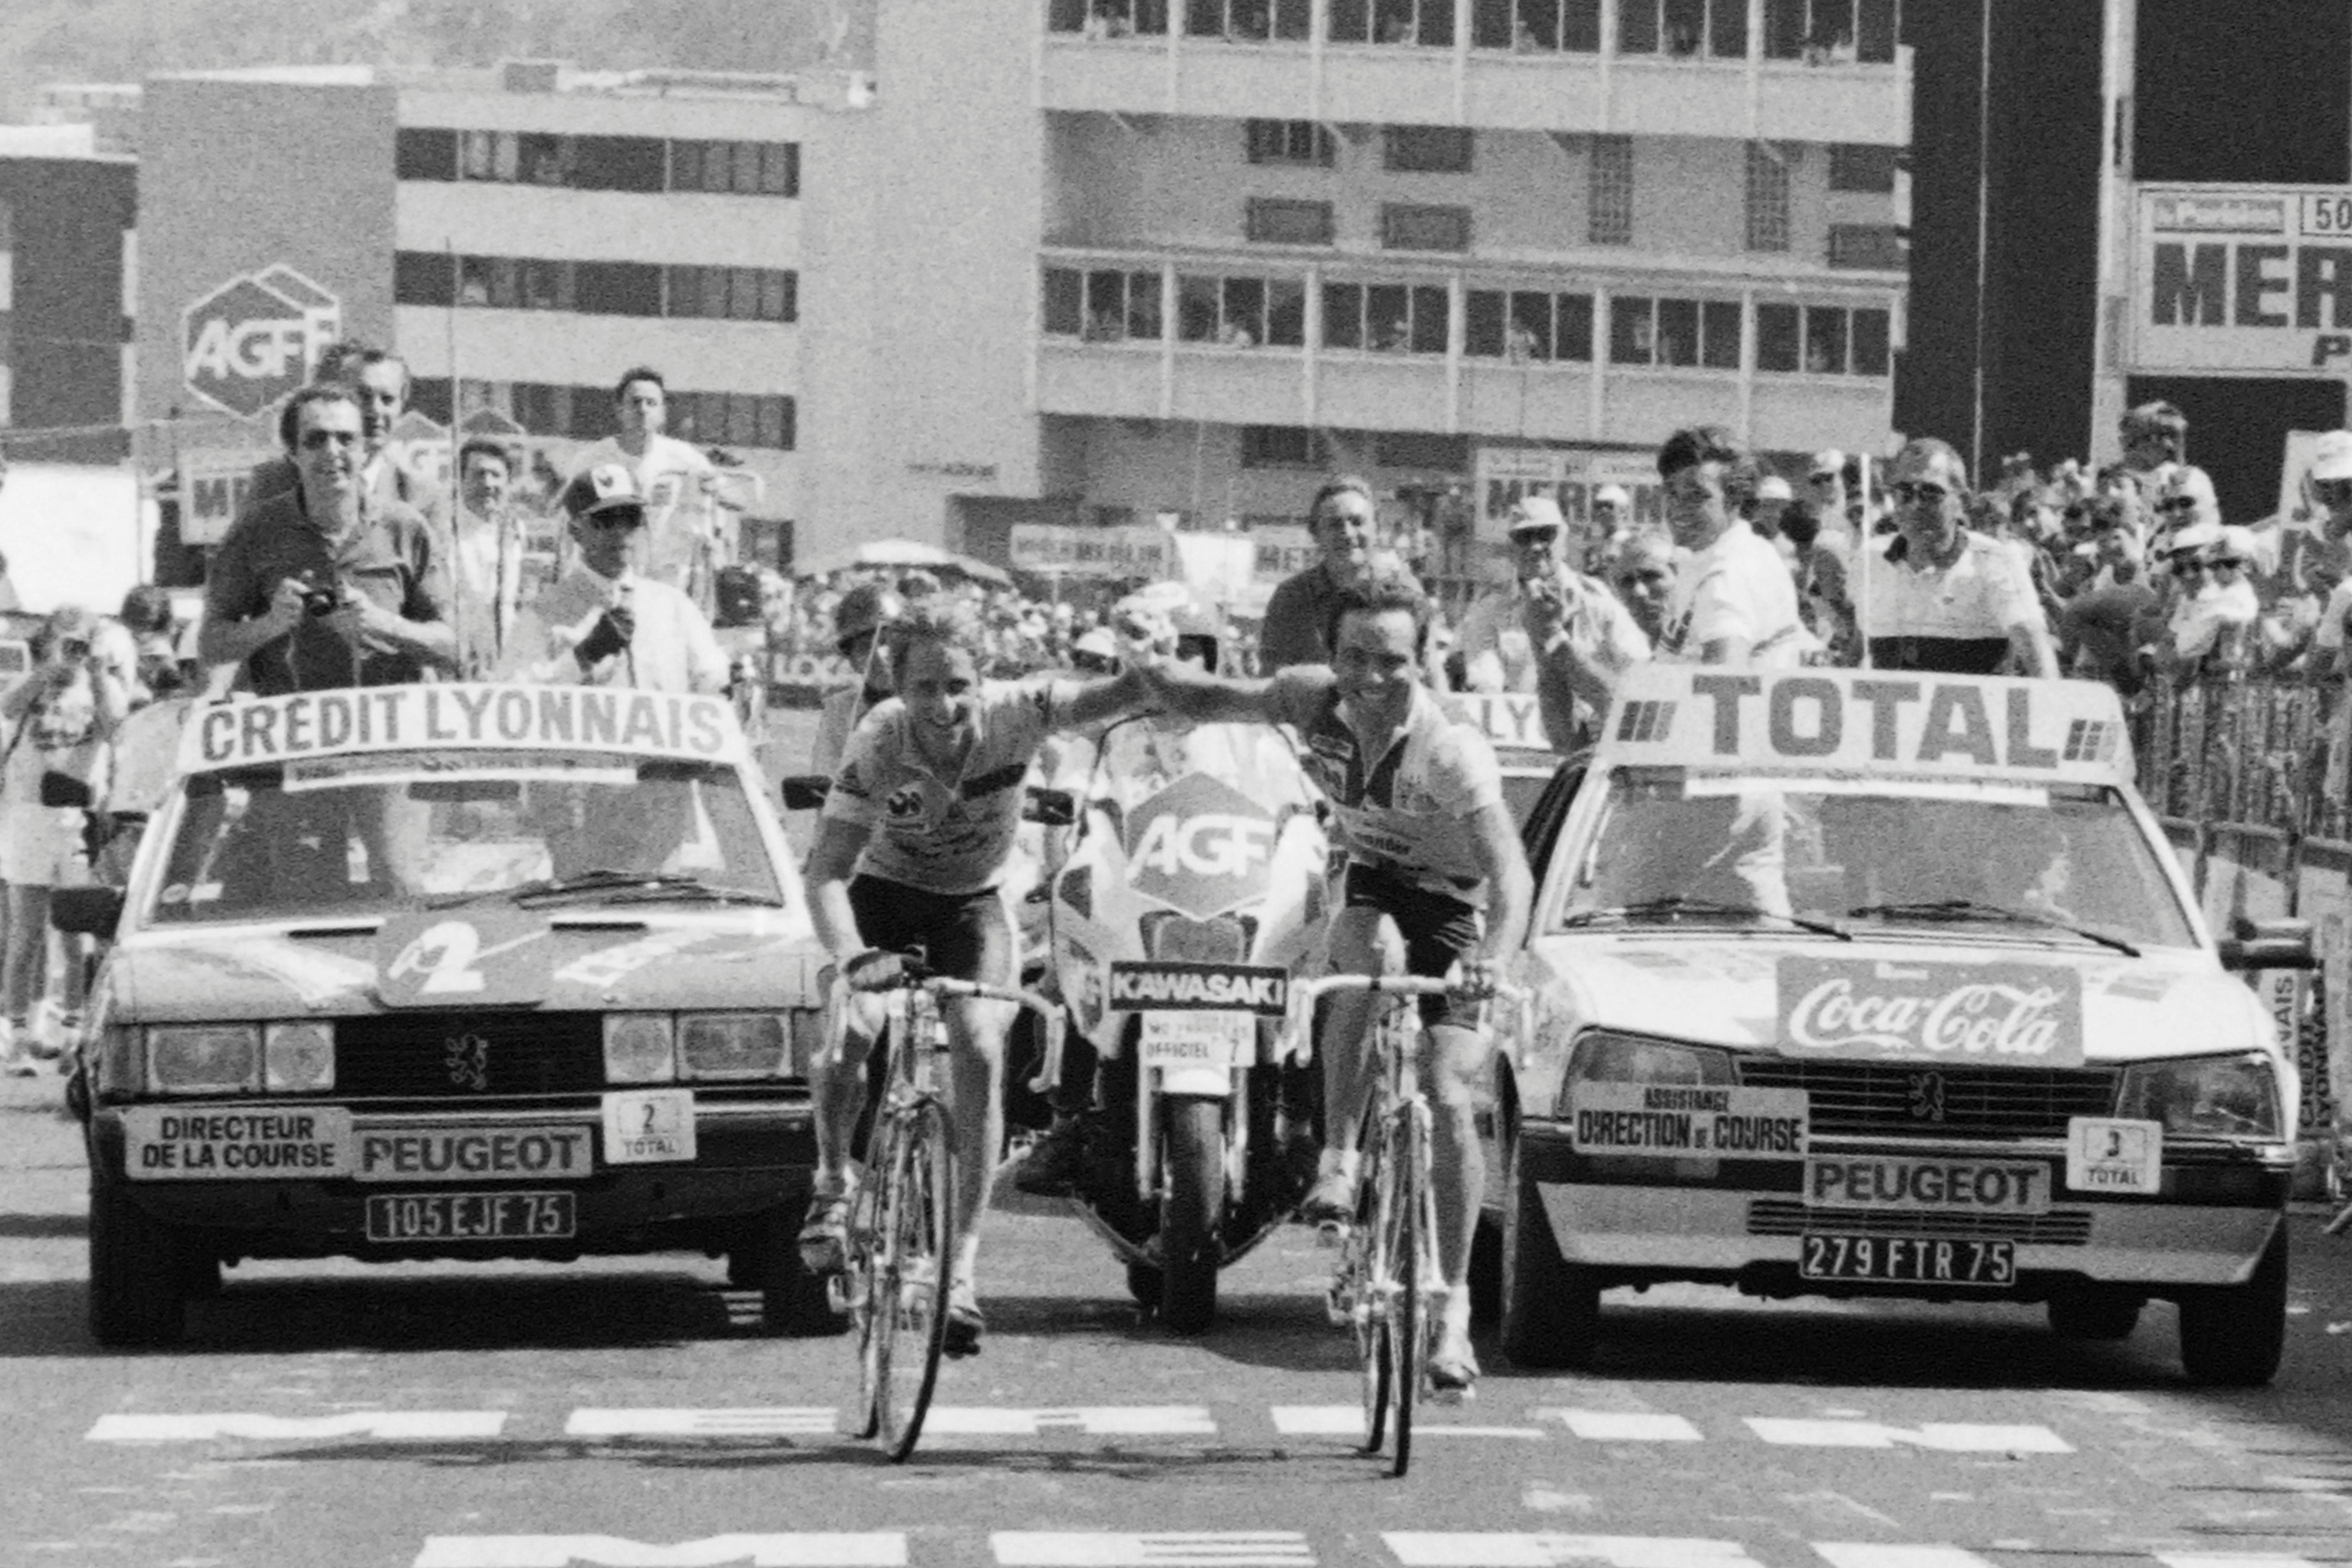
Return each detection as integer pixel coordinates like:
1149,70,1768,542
2046,1287,2142,1341
740,1203,848,1338
88,1178,188,1349
1498,1124,1597,1370
1467,1213,1502,1329
1126,1261,1162,1312
2178,1224,2288,1387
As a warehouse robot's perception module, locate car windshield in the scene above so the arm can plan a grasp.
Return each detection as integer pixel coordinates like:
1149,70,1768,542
1553,769,2197,951
145,748,787,924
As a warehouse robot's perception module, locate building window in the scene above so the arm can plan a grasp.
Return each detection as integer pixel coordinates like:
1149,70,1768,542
1184,0,1312,39
1049,0,1173,34
1828,142,1898,192
1763,0,1898,64
1247,198,1337,245
1617,0,1745,57
395,127,457,181
1472,0,1601,51
1241,425,1328,467
1324,281,1449,353
574,262,664,318
1464,288,1594,360
1745,143,1791,252
1042,267,1164,340
1246,119,1335,166
393,250,455,307
1610,295,1741,369
1177,273,1307,346
1383,125,1473,173
1756,302,1890,375
401,252,792,322
572,135,668,193
668,140,799,196
1373,431,1469,470
1828,222,1906,269
1588,135,1633,245
1381,204,1471,251
666,265,799,322
1328,0,1455,46
668,392,796,450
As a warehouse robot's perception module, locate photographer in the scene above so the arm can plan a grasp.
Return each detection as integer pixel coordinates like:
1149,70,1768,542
0,607,127,1075
198,385,454,695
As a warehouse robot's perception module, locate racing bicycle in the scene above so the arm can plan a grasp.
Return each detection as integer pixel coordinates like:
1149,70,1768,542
1281,972,1526,1478
827,963,1060,1462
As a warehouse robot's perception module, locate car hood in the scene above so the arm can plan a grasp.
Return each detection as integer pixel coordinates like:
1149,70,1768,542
102,909,828,1023
1519,930,2278,1065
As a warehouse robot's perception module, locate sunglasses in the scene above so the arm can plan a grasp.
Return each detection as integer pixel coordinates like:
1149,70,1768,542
583,511,644,531
2171,558,2210,573
1890,482,1949,504
300,429,361,450
2154,496,2197,513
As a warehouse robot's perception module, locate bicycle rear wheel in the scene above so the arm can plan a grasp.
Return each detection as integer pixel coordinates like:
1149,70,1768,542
859,1097,956,1461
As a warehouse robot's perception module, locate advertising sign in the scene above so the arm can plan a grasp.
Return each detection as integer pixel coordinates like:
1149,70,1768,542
1775,957,2086,1068
178,447,279,547
2130,184,2352,374
1009,524,1172,579
1473,447,1663,547
181,263,343,419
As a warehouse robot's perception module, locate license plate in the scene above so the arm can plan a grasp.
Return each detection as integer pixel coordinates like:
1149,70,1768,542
1138,1011,1252,1070
364,1191,575,1243
1799,1233,2016,1286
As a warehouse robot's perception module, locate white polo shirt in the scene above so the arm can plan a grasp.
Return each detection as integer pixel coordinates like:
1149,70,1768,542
1657,525,1806,666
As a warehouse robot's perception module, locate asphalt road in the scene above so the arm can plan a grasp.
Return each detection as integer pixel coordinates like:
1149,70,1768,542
12,1068,2352,1568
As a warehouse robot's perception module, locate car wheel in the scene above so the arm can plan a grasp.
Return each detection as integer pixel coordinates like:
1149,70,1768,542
2046,1287,2142,1341
1467,1213,1501,1330
1498,1123,1597,1369
2178,1223,2288,1387
738,1202,847,1338
88,1177,188,1349
1126,1261,1162,1312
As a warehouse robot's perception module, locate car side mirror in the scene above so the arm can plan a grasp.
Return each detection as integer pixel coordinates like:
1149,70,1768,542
2219,916,2318,972
1024,787,1076,828
51,885,124,937
779,775,831,812
40,770,94,809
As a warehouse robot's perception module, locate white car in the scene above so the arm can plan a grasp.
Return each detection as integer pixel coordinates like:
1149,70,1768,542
1481,664,2308,1385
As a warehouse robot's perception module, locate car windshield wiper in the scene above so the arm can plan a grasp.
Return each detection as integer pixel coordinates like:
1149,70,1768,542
1561,895,1852,941
598,877,783,908
505,869,781,908
1847,898,2140,957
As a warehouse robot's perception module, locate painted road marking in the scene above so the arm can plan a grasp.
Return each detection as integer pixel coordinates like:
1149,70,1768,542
1813,1550,2001,1568
1386,1534,1761,1567
1744,1420,2072,1453
413,1535,905,1567
993,1533,1313,1566
1271,1406,1367,1435
2160,1558,2335,1568
925,1407,1217,1436
1548,1411,1703,1442
564,1409,837,1438
88,1412,506,1442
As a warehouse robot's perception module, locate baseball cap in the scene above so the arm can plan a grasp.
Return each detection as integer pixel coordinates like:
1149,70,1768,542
1809,449,1845,478
2214,524,2259,565
1071,628,1117,661
832,583,904,646
561,462,647,520
1755,475,1794,503
2165,519,2223,558
1591,483,1631,508
2311,430,2352,483
1507,495,1568,535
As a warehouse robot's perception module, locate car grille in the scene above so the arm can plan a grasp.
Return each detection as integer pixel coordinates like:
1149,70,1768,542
335,1011,604,1098
1746,1199,2093,1246
1735,1060,2120,1139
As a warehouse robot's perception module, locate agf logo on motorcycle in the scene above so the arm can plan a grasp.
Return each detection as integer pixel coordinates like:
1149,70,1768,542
1122,772,1277,921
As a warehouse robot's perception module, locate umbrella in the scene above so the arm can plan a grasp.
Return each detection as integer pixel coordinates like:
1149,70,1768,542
793,537,1011,587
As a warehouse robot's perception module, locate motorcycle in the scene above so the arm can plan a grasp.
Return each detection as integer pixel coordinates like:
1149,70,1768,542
1019,713,1331,1333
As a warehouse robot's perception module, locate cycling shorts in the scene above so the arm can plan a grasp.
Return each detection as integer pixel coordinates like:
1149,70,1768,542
1343,861,1487,1031
848,874,1014,986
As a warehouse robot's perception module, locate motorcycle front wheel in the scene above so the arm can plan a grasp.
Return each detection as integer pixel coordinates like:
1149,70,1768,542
1158,1094,1226,1335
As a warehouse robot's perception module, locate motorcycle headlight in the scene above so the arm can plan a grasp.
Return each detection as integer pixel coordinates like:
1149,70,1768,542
1558,1031,1735,1116
147,1025,260,1095
602,1014,676,1084
678,1013,789,1080
263,1021,335,1093
2117,1052,2282,1140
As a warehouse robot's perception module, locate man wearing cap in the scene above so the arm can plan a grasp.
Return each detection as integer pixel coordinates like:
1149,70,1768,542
502,462,728,694
2159,521,2257,676
1454,497,1565,695
812,583,903,776
1859,438,2054,677
1752,474,1795,545
1588,482,1633,565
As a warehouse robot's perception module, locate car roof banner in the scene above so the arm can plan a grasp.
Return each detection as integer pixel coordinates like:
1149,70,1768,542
181,684,749,773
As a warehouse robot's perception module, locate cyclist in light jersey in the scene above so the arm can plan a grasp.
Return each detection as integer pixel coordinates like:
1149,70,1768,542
802,598,1155,1356
1140,571,1532,1392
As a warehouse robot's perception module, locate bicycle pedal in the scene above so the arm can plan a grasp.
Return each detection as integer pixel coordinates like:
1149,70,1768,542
1315,1219,1349,1248
1424,1381,1473,1408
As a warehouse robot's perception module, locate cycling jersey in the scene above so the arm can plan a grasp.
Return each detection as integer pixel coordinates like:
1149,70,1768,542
824,679,1071,896
1266,670,1504,903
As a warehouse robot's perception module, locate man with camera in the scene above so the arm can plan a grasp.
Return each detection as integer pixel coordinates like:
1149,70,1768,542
199,385,456,695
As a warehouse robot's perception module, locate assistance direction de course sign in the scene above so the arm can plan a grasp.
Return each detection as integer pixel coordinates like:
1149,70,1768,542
1566,1083,1808,1158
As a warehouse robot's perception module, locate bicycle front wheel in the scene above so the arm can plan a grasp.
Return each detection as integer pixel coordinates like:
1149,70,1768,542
1350,1122,1393,1454
859,1097,956,1462
1383,1101,1431,1478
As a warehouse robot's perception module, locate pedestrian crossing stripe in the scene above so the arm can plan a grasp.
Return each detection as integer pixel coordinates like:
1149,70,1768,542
926,1407,1218,1435
1742,1420,2072,1453
88,1411,506,1442
1546,1411,1702,1442
565,1409,836,1438
414,1536,905,1567
1388,1537,1761,1568
993,1534,1315,1566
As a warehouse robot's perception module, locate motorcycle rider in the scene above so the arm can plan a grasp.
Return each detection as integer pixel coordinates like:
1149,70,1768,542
799,597,1160,1356
1137,569,1533,1393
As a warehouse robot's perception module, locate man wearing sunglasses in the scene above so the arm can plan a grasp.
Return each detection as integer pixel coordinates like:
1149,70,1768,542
1860,437,2053,677
2158,522,2257,678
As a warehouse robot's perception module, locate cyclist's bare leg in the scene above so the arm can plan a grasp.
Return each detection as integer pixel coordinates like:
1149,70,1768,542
1421,1020,1490,1358
809,992,885,1190
1315,908,1390,1190
943,995,1016,1292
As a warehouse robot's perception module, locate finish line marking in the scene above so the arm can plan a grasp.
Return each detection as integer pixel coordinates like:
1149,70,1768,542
1385,1534,1763,1567
1746,1420,2072,1453
413,1534,906,1567
1812,1549,2003,1568
1545,1411,1704,1442
564,1409,837,1438
89,1412,506,1442
993,1533,1313,1566
923,1407,1217,1436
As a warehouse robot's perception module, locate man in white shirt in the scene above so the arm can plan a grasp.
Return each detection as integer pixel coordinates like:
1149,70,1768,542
446,437,527,676
569,367,722,597
1860,438,2053,676
503,463,729,694
1654,425,1807,667
1454,497,1563,695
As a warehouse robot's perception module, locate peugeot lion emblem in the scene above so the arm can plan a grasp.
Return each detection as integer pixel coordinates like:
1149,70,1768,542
444,1033,491,1091
1907,1070,1947,1124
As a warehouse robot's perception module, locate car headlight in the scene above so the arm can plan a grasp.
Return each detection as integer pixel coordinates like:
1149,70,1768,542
603,1014,676,1083
678,1013,789,1080
789,1007,828,1079
1558,1031,1736,1117
147,1025,260,1095
2118,1052,2283,1139
264,1021,335,1093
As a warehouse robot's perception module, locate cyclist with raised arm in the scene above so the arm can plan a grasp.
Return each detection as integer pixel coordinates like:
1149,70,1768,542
1141,570,1533,1393
800,597,1155,1356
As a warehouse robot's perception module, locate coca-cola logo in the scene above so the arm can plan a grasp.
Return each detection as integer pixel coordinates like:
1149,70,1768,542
1776,958,2083,1066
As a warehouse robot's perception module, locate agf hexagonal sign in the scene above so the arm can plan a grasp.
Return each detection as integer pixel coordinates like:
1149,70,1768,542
1121,771,1280,921
181,266,342,420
